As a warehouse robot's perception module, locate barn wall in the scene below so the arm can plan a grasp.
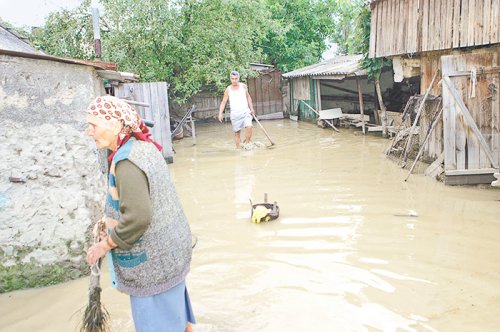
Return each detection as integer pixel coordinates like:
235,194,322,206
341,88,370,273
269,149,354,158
370,0,500,58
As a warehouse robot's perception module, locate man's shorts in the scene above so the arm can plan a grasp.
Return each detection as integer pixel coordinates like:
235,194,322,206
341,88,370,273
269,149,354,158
230,112,252,132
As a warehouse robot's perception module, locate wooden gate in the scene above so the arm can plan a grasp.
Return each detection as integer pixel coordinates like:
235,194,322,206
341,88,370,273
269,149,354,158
115,82,174,163
441,52,500,184
247,70,283,116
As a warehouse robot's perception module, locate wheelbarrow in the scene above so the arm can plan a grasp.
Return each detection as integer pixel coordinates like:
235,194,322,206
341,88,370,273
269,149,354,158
249,193,279,223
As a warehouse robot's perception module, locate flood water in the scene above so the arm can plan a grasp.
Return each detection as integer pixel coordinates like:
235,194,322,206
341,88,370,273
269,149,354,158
1,119,500,332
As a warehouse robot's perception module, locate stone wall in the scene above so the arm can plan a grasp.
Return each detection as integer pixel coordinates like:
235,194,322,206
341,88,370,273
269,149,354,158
0,55,106,290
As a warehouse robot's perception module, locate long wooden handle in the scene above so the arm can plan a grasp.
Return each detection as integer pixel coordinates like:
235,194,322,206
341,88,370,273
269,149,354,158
252,113,275,146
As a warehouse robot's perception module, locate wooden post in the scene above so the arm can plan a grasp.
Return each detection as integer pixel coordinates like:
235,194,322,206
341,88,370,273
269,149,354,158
356,78,366,134
190,113,196,145
316,80,322,112
374,76,387,137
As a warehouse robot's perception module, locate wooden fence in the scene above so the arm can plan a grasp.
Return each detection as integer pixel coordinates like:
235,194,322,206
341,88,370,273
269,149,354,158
115,82,174,162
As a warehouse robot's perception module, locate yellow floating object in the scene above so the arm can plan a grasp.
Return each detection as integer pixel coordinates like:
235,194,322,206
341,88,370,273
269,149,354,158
252,205,271,224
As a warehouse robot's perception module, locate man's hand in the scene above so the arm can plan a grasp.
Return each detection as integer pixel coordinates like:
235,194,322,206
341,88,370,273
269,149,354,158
218,112,223,123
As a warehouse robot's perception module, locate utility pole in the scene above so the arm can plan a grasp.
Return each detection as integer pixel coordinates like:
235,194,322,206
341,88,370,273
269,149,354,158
91,1,101,59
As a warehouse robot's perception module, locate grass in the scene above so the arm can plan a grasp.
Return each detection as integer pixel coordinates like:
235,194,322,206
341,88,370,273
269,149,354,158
0,261,87,293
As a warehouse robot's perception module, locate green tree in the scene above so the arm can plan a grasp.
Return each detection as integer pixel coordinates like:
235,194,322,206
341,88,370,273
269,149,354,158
30,0,95,59
330,0,365,55
261,0,337,72
31,0,273,103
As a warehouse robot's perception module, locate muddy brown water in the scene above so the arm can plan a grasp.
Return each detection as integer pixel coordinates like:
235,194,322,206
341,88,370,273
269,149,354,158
1,120,500,332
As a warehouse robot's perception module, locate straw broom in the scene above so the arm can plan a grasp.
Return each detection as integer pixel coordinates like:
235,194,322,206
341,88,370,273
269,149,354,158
80,219,110,332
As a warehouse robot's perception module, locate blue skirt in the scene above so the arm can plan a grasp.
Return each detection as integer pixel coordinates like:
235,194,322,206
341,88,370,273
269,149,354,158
130,280,196,332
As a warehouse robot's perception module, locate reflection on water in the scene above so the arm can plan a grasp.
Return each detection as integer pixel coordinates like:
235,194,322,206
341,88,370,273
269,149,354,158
1,120,500,332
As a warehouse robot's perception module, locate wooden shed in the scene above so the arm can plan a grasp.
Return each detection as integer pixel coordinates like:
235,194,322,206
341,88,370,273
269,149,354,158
282,54,401,125
369,0,500,185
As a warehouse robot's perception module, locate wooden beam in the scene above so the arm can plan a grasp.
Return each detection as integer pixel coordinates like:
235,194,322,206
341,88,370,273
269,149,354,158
320,81,374,100
443,76,499,168
356,78,366,134
446,67,500,77
445,168,498,176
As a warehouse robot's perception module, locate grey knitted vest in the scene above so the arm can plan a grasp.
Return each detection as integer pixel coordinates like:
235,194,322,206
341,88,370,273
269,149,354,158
105,139,192,297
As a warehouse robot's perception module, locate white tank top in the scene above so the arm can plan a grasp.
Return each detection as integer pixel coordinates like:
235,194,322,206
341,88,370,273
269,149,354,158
227,83,250,115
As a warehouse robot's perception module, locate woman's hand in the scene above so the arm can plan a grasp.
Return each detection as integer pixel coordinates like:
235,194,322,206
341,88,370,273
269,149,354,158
86,239,111,265
92,217,118,239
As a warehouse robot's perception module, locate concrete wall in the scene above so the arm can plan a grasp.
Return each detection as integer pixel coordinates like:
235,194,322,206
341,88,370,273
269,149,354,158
0,54,106,288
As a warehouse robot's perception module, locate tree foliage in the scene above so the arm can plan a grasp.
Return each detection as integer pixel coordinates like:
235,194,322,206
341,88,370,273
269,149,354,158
26,0,367,102
30,0,95,59
330,0,366,55
261,0,337,73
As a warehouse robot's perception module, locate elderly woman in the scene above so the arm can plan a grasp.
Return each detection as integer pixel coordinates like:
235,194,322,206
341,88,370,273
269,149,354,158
85,95,195,332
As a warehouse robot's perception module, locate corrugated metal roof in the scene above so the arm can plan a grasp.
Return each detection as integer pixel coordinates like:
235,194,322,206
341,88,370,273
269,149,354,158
0,24,44,55
282,54,367,79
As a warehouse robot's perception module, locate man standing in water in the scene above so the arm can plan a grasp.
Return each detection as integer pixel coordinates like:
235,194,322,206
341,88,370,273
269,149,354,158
218,71,256,149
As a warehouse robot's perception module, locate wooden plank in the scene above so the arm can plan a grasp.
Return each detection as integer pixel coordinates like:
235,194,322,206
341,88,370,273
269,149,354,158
422,0,429,51
396,1,406,54
475,0,483,46
300,100,339,132
442,57,457,171
443,76,499,168
380,0,388,56
376,0,384,57
369,4,377,58
425,152,445,178
467,0,476,46
316,79,321,112
445,168,498,175
491,51,500,171
483,0,491,44
445,0,454,48
445,173,497,185
319,108,343,119
430,0,437,50
356,78,366,134
392,0,398,55
492,0,500,43
452,0,461,47
459,0,469,47
441,0,448,49
436,0,443,50
403,0,410,53
409,0,417,53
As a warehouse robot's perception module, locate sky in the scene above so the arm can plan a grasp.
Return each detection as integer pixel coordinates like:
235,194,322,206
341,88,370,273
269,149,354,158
0,0,85,27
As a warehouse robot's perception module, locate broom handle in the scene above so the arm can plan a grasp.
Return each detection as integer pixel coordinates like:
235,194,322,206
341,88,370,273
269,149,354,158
252,113,275,145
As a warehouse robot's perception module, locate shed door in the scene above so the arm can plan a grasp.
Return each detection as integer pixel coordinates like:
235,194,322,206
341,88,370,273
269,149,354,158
441,53,500,183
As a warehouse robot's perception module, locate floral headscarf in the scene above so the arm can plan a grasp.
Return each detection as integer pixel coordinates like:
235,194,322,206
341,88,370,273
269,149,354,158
87,95,162,160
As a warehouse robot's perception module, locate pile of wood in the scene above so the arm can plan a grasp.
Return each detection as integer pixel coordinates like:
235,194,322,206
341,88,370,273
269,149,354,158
383,69,444,182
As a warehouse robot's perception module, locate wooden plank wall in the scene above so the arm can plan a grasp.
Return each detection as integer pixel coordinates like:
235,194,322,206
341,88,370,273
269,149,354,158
370,0,500,58
115,82,174,161
247,70,283,116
